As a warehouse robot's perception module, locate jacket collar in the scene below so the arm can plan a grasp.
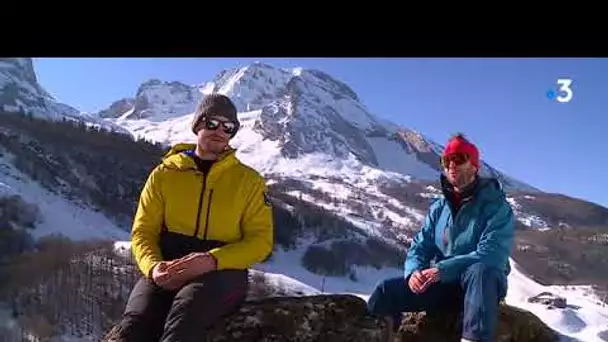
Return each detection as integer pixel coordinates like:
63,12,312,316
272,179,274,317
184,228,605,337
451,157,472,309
440,174,505,207
441,174,479,204
161,143,239,174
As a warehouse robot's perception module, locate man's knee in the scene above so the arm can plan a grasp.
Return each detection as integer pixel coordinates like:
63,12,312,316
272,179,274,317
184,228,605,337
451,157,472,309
160,270,248,342
461,262,508,299
114,278,173,342
367,277,405,316
166,270,248,323
463,262,505,282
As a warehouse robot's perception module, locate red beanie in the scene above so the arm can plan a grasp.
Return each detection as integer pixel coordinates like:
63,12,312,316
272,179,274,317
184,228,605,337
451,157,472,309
443,134,480,169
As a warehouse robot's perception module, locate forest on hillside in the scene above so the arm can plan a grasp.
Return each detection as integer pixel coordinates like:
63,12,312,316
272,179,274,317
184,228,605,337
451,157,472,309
0,109,166,226
0,236,285,342
0,235,130,341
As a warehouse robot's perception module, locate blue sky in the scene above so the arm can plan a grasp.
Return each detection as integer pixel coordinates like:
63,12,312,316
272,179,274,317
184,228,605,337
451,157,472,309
33,58,608,209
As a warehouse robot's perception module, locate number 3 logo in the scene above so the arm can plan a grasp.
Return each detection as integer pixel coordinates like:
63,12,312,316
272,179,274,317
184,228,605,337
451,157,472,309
556,79,574,103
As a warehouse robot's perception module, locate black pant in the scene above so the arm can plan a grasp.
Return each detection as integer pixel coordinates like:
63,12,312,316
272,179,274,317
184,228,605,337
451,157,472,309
112,269,248,342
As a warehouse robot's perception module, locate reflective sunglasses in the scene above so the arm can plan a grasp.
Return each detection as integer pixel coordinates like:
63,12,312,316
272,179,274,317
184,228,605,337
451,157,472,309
202,117,238,135
440,153,469,168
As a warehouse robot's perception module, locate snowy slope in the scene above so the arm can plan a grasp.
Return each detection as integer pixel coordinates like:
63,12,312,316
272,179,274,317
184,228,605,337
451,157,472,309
0,152,129,241
119,79,200,121
366,136,438,179
505,261,608,342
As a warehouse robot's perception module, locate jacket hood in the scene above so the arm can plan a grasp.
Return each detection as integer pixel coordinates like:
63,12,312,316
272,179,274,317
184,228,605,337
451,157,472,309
161,143,238,171
440,174,506,204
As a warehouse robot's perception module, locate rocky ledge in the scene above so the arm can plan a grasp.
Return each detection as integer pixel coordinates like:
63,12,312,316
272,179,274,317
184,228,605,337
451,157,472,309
102,294,558,342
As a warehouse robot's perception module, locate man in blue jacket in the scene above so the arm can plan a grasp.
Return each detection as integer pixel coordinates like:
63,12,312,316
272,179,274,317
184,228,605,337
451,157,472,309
367,133,515,342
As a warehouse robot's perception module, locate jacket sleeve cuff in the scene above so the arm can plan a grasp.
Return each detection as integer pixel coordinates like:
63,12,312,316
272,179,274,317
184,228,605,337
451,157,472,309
143,260,160,279
436,261,451,282
207,248,223,269
206,252,218,270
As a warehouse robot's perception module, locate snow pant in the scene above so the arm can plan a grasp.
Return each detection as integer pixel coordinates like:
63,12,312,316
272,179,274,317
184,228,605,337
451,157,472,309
111,269,248,342
366,262,508,342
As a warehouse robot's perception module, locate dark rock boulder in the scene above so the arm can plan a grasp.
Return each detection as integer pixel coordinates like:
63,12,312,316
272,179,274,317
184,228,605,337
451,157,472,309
102,294,390,342
102,294,558,342
396,303,558,342
204,294,389,342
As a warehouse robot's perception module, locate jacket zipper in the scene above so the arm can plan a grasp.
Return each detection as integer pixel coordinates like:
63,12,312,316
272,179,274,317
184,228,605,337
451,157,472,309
202,190,214,240
447,199,472,254
193,172,208,237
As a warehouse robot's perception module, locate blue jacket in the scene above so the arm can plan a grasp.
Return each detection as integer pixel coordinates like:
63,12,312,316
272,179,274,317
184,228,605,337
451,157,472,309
404,175,515,283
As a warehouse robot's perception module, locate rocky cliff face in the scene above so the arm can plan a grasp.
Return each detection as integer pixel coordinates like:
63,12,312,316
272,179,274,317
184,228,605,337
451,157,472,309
0,58,82,120
98,98,135,119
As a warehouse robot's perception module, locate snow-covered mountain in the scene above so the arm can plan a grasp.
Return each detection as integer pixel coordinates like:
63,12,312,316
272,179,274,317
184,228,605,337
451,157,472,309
103,62,536,193
1,58,607,341
0,58,131,137
97,61,605,236
0,58,83,121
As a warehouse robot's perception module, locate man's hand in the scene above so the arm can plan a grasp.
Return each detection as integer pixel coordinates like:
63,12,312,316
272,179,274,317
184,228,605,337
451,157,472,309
408,270,427,294
418,268,440,292
165,252,217,281
152,261,188,291
407,268,440,294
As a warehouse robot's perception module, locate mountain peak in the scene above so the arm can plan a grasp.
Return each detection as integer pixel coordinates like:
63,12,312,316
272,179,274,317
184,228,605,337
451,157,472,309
0,58,39,89
136,79,192,95
110,78,200,121
0,58,81,120
199,63,360,113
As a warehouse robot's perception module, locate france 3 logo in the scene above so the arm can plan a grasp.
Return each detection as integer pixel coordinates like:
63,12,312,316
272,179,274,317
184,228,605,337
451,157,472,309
546,79,574,103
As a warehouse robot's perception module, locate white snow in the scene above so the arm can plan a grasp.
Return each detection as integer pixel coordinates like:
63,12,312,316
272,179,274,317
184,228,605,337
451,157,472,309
505,260,608,342
507,197,550,230
258,241,404,295
200,63,295,113
252,269,321,297
120,80,200,122
0,153,129,241
366,136,438,180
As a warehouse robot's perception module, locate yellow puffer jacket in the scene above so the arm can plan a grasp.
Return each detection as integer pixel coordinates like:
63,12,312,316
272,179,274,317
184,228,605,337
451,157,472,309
130,143,274,278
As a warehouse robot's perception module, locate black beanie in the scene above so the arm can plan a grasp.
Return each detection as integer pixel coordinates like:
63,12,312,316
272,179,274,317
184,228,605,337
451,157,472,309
191,93,238,134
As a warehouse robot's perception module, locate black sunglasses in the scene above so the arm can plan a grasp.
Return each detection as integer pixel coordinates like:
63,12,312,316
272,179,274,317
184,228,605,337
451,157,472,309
202,117,238,135
440,153,469,168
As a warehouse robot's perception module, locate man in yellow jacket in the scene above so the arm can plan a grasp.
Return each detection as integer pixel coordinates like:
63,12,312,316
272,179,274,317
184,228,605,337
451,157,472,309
113,93,274,342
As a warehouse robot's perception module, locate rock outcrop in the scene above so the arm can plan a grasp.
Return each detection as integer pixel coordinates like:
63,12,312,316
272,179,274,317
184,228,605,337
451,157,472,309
102,294,558,342
396,303,558,342
527,291,568,309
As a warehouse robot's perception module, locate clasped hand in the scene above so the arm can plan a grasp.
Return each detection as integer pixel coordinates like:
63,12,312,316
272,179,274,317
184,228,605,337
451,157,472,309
407,268,440,294
152,252,217,290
